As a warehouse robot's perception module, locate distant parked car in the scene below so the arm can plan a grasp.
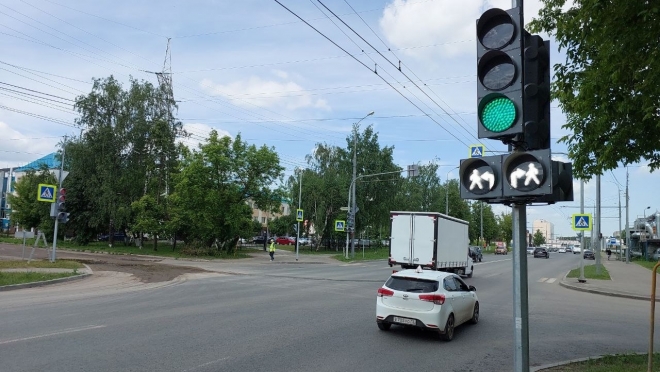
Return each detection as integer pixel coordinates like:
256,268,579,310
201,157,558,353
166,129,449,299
558,248,566,253
527,246,535,255
98,232,127,242
275,236,295,245
583,250,595,260
298,237,310,245
252,236,268,245
533,247,549,259
468,246,483,262
495,246,508,255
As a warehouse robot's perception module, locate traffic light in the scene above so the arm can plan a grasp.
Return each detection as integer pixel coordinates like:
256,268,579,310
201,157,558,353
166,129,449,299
501,149,573,202
459,156,503,200
521,34,551,150
476,7,525,143
56,188,69,223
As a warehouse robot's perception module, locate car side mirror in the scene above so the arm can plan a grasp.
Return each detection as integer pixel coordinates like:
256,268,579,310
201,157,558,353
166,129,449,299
469,285,476,292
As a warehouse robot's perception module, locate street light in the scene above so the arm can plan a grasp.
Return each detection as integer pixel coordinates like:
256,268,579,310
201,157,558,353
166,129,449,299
349,111,375,259
644,206,651,218
445,166,459,215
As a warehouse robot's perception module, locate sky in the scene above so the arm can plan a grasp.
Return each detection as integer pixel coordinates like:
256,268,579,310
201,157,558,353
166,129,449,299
1,0,657,238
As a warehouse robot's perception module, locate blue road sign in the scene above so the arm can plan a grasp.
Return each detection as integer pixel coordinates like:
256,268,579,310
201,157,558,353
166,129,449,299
571,213,591,231
37,184,56,202
296,209,304,222
334,220,345,232
609,238,617,245
469,144,485,158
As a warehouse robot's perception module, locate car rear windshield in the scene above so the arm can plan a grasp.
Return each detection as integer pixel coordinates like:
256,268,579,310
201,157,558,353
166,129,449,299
385,276,439,293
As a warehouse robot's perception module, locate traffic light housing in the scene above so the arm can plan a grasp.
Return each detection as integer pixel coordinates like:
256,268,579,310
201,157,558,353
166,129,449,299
476,7,525,143
501,149,573,203
459,156,503,200
56,188,69,223
521,34,551,150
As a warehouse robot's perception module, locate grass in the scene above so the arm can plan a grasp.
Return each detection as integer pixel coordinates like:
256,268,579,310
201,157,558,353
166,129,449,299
0,260,82,269
540,353,660,371
567,264,611,280
274,244,342,255
0,237,252,259
0,271,78,286
632,259,660,272
333,248,389,262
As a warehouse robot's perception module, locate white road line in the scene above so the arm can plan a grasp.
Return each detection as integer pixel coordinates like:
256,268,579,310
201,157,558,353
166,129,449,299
546,278,557,284
182,357,230,372
478,258,512,265
538,278,548,283
484,272,502,278
0,325,106,345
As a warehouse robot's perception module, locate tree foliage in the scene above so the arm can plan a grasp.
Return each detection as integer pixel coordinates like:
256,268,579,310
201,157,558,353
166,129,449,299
7,167,56,235
169,130,284,252
533,229,546,247
529,0,660,178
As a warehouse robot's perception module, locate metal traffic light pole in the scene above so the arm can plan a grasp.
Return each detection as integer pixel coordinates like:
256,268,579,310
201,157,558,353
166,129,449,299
50,140,66,262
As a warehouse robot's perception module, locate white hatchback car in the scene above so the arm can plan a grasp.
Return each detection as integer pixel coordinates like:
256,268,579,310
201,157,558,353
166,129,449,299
376,267,479,341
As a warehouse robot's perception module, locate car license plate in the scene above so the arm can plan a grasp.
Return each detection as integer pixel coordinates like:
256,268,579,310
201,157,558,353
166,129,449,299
392,316,416,325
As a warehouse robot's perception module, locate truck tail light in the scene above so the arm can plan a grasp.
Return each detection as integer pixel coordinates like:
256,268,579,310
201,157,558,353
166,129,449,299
377,287,394,297
419,294,445,305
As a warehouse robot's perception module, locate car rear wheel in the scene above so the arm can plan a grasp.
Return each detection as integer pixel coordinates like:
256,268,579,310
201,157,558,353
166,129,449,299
377,321,391,331
470,302,479,324
440,314,455,341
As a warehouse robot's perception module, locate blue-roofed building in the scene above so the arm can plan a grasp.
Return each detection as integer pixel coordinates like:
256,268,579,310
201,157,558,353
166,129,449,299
1,152,60,231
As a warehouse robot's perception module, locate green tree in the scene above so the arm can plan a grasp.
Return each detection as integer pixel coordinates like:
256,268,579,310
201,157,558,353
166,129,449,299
65,75,183,244
269,214,296,236
497,212,513,244
529,1,660,178
169,130,284,252
444,179,470,221
7,167,57,235
533,229,546,247
131,195,164,251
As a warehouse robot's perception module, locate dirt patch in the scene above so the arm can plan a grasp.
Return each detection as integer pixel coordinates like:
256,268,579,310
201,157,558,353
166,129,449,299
0,243,211,283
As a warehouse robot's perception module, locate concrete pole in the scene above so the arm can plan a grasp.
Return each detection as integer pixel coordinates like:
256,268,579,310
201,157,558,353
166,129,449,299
480,201,484,246
626,167,630,264
51,137,66,262
351,133,357,259
579,179,585,282
296,169,302,261
618,188,621,259
596,174,601,274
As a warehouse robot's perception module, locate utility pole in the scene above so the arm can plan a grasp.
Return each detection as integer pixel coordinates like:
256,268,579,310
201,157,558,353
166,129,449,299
596,174,601,274
480,201,484,246
349,111,373,259
296,169,302,261
579,179,585,282
618,187,621,258
625,167,630,264
50,136,66,262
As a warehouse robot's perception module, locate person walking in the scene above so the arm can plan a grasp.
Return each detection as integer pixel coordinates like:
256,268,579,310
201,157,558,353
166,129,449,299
606,247,612,261
269,239,275,261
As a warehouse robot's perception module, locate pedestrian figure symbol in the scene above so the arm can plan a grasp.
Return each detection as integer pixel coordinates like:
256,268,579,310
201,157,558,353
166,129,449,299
471,147,482,157
469,169,494,191
296,209,304,221
334,220,345,231
575,217,588,228
40,187,53,200
524,164,540,186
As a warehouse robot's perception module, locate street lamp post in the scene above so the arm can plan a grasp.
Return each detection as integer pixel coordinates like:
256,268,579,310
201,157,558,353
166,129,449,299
295,168,303,262
644,206,651,218
445,166,459,215
349,111,374,258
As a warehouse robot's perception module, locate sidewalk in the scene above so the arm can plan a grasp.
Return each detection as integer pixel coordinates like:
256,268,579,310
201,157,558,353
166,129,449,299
560,257,660,301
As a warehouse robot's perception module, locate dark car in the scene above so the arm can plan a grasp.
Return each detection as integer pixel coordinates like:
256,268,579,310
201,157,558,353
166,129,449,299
469,246,483,262
583,250,595,260
533,247,549,259
98,232,128,242
252,236,268,245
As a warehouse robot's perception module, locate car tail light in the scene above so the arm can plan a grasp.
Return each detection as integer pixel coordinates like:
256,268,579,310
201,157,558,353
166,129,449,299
377,287,394,297
419,294,445,305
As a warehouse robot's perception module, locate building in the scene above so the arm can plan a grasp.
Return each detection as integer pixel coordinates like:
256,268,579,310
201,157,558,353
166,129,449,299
532,219,554,243
1,153,60,231
248,199,291,227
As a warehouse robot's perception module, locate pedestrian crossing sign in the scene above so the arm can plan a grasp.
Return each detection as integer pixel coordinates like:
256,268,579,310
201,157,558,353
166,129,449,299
296,209,304,222
571,213,592,231
335,220,345,232
469,144,485,158
37,184,57,202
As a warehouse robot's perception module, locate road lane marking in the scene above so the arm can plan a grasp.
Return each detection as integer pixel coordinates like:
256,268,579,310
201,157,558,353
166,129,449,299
182,357,230,372
538,278,548,283
478,258,512,265
0,325,106,345
546,278,557,284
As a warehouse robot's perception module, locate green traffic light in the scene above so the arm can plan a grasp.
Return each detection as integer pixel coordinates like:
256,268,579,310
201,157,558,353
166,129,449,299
480,97,516,132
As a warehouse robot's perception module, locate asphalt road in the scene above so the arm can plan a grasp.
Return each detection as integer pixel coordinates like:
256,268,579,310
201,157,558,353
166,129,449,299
0,252,655,372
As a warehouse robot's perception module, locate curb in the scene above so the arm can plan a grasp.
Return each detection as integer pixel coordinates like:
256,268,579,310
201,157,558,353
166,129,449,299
0,272,92,292
559,271,659,302
531,352,647,371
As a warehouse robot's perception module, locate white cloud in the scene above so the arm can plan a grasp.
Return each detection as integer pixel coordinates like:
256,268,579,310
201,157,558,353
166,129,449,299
379,0,548,61
0,121,59,168
200,74,331,112
179,123,232,148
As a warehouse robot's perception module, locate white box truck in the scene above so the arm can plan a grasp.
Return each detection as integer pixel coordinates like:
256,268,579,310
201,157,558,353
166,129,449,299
388,211,473,277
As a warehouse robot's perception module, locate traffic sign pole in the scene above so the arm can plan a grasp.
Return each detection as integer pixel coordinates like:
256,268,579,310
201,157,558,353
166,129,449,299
579,179,586,282
51,138,65,262
512,202,529,372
